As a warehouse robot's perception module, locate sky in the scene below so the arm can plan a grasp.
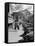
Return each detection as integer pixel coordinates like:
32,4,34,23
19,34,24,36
9,4,33,14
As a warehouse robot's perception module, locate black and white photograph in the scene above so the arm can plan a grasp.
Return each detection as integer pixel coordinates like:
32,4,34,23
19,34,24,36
5,3,34,43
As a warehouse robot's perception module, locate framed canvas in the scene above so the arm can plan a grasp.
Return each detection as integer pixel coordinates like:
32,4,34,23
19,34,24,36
5,2,34,44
